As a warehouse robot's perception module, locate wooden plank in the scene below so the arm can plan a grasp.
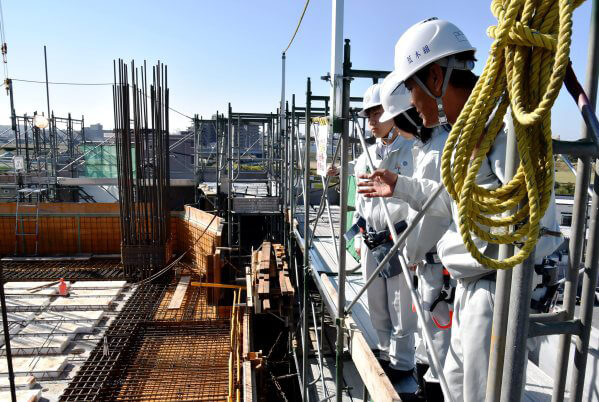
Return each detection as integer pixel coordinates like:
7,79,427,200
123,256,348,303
259,242,271,273
246,267,254,308
284,275,294,297
167,276,190,309
320,273,400,402
278,271,288,295
258,274,270,298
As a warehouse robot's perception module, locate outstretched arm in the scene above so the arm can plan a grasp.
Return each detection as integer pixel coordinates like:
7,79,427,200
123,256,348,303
358,169,452,219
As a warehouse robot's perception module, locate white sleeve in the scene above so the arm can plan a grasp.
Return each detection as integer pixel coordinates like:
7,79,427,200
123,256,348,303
392,175,453,219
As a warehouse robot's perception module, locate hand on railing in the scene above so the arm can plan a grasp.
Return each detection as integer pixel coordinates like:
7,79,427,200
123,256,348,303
326,164,339,177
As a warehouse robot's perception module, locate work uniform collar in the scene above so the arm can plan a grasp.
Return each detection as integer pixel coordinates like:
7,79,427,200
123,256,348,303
375,131,401,160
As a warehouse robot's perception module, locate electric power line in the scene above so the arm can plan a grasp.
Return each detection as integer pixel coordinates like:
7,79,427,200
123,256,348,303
283,0,310,54
11,78,112,86
10,77,194,120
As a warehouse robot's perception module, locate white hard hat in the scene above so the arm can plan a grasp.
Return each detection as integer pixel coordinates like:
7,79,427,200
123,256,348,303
379,72,412,123
358,84,382,117
393,17,476,84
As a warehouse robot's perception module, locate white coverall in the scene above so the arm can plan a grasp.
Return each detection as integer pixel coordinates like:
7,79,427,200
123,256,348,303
353,134,417,371
389,128,562,401
401,127,452,376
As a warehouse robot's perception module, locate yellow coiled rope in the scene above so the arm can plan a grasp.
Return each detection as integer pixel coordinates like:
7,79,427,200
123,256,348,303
440,0,586,269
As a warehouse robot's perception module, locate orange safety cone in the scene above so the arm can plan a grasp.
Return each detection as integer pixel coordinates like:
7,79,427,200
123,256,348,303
58,278,69,296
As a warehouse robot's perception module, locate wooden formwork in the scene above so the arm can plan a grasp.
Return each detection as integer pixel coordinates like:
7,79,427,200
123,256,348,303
0,203,121,255
175,206,224,281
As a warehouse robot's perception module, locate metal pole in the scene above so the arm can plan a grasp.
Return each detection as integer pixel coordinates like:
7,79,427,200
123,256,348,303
330,0,345,398
281,52,287,210
291,95,296,224
485,114,518,402
302,78,312,402
289,94,297,289
553,2,599,399
43,46,55,179
8,78,16,132
569,1,599,399
0,265,16,402
499,252,536,401
570,167,599,401
194,114,199,204
227,104,233,247
334,36,350,402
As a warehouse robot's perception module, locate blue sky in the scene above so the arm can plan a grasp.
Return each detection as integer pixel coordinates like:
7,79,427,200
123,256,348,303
0,0,594,139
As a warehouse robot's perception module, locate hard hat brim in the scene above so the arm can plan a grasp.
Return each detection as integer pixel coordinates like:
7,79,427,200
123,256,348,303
357,103,382,118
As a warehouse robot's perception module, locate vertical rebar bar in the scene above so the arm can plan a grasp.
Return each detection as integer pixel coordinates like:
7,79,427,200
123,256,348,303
114,59,171,282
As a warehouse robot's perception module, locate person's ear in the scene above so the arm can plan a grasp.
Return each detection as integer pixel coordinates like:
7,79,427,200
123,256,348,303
428,64,444,96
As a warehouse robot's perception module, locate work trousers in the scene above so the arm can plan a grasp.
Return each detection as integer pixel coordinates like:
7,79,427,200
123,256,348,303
444,277,495,402
417,263,452,378
362,244,417,370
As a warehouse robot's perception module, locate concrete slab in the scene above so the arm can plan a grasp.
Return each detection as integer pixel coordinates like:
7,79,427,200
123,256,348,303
68,288,121,298
4,312,37,323
4,297,50,312
35,310,104,324
0,388,41,402
20,319,100,336
70,280,127,289
48,296,115,311
5,288,57,296
4,282,56,290
0,375,35,389
0,334,71,356
0,356,68,378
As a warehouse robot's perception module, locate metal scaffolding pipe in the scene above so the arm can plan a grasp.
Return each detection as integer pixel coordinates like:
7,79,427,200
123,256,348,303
553,1,599,399
485,114,518,401
302,77,311,402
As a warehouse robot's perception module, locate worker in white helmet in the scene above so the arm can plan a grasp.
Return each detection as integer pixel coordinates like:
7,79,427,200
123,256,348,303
348,82,418,395
357,18,562,401
379,73,453,397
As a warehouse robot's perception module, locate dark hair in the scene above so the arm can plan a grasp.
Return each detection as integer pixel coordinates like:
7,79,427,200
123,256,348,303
415,50,478,90
393,108,433,143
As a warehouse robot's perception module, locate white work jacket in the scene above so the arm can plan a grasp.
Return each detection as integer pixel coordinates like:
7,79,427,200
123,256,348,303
354,134,413,233
402,127,452,264
391,127,562,280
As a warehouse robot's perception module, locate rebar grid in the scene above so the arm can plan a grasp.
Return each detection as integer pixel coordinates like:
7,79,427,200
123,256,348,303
60,274,243,401
110,323,231,401
1,259,124,281
60,283,168,401
153,284,230,322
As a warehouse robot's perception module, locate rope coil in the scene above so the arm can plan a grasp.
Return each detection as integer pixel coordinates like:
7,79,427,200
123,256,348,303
440,0,586,270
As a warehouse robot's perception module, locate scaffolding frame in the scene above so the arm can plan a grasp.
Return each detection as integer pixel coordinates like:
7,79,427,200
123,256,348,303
286,2,599,398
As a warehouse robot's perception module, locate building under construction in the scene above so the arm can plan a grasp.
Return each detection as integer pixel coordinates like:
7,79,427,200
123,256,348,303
0,1,599,402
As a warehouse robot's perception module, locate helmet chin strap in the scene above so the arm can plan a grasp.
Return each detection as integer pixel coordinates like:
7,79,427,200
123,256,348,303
402,111,419,132
382,126,396,141
411,55,456,132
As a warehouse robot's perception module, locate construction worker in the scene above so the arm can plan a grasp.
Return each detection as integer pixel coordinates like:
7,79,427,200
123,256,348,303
379,73,452,397
350,82,418,396
357,18,562,401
